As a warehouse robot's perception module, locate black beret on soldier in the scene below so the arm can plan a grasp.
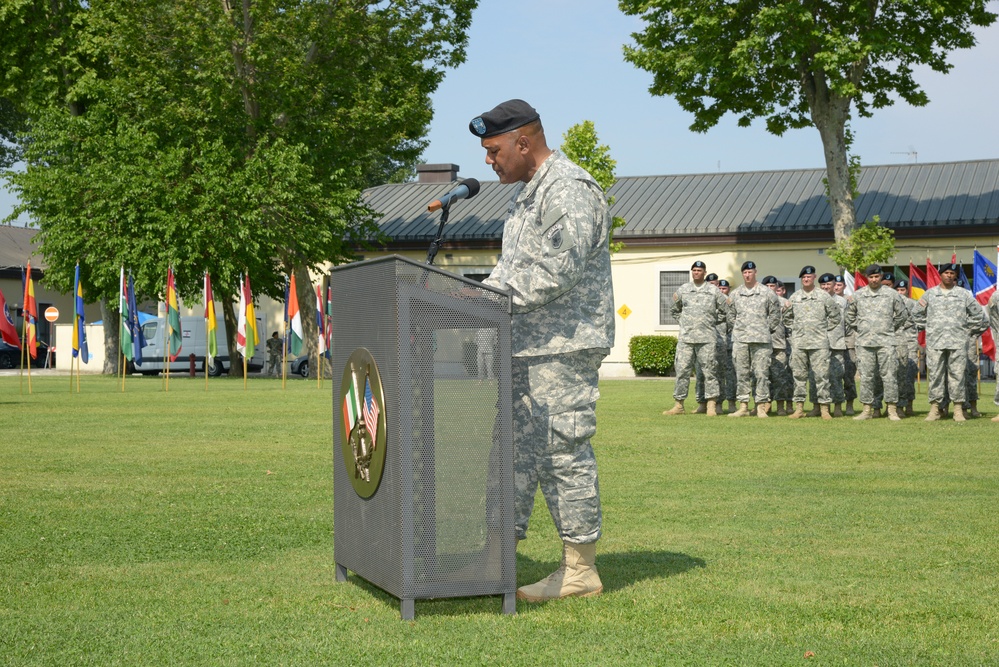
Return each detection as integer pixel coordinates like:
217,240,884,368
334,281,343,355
865,264,883,276
718,279,730,287
469,99,540,138
692,260,706,269
799,265,816,277
741,261,757,271
819,273,835,284
761,275,778,285
895,279,909,289
705,272,718,281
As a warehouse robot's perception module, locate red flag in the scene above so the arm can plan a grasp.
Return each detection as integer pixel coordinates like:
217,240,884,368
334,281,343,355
854,271,868,289
0,288,21,347
23,262,38,359
926,259,941,290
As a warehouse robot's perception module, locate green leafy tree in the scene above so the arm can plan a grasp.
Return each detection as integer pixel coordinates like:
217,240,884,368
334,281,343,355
826,216,896,275
560,120,626,253
620,0,996,243
2,0,476,373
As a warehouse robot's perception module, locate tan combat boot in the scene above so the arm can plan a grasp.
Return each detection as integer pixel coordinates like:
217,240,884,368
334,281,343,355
756,402,770,418
953,404,967,422
693,402,708,414
845,401,856,416
991,413,999,423
787,402,806,419
887,403,902,422
925,403,942,422
820,404,833,420
853,404,873,421
663,401,685,416
706,400,718,417
806,404,821,417
833,403,843,417
516,541,603,602
728,402,750,417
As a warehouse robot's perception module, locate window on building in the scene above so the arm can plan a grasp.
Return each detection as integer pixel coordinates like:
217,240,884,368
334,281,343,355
659,271,688,326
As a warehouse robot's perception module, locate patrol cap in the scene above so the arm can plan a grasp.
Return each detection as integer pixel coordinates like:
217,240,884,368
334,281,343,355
705,272,718,281
692,260,706,269
761,275,778,285
741,261,757,271
469,99,540,138
939,262,960,274
818,273,835,284
882,272,895,282
865,263,883,276
834,275,845,283
799,265,816,277
895,279,909,289
718,279,730,287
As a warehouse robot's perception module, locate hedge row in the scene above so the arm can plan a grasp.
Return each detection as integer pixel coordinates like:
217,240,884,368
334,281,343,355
628,335,678,376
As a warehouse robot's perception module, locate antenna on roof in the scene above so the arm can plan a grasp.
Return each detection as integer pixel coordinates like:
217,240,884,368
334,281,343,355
891,147,918,163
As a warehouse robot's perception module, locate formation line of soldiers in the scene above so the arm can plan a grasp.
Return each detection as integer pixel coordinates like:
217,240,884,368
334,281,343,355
664,261,999,422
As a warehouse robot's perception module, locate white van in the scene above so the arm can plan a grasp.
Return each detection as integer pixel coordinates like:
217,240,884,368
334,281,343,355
135,316,264,376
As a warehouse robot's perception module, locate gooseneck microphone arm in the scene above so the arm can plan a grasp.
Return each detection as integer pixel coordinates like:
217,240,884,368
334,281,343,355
425,178,480,265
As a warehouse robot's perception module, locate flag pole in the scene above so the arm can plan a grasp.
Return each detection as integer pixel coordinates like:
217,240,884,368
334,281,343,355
243,353,247,390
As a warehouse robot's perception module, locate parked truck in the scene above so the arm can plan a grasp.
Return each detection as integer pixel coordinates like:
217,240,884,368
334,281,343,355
135,316,264,376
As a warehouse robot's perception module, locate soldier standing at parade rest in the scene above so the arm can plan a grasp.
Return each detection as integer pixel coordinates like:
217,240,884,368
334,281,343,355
895,279,920,417
665,262,730,416
471,99,614,601
716,279,738,412
833,275,859,414
762,276,793,415
784,266,840,419
729,262,781,418
912,263,989,422
694,273,728,411
988,290,999,423
818,274,849,416
844,264,908,421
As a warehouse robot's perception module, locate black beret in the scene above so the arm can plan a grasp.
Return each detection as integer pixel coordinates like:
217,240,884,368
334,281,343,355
718,279,730,287
705,272,718,281
895,279,909,288
865,264,883,276
882,272,895,282
939,262,960,273
818,273,835,284
799,265,816,277
741,261,757,271
692,261,706,269
761,275,777,285
469,99,540,138
776,280,785,288
834,275,845,283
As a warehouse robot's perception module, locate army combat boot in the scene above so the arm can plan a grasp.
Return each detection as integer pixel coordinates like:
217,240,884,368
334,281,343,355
853,404,873,421
833,403,843,417
756,402,770,418
693,402,708,414
845,401,856,416
925,403,942,422
729,402,750,417
516,541,603,602
787,402,806,419
887,403,902,422
706,400,718,417
953,404,967,422
904,403,914,417
820,404,833,420
776,402,787,417
806,404,821,417
991,413,999,423
969,401,981,418
663,401,685,416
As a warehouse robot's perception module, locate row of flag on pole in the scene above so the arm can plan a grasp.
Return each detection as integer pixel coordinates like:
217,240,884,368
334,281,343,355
0,262,89,365
845,247,999,360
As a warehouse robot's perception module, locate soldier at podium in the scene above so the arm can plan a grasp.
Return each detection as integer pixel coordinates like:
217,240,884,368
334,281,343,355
469,99,615,602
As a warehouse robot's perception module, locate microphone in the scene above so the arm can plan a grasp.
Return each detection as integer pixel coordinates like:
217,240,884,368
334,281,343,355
427,178,480,212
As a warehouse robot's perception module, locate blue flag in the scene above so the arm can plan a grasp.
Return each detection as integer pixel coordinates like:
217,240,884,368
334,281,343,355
127,272,147,366
73,264,90,363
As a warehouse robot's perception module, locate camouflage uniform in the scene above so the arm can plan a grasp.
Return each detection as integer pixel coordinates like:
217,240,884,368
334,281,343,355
836,294,859,403
769,295,793,402
964,331,981,404
671,281,729,401
897,298,919,406
483,150,614,545
845,285,908,405
912,285,988,405
265,336,282,376
784,288,840,404
694,300,735,404
730,284,781,403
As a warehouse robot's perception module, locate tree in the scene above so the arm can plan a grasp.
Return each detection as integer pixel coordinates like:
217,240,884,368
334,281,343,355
619,0,996,242
2,0,476,373
826,216,896,275
560,121,627,253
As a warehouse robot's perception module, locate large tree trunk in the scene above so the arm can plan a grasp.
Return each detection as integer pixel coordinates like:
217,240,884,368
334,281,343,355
813,101,857,243
294,263,320,378
100,299,119,375
221,297,241,376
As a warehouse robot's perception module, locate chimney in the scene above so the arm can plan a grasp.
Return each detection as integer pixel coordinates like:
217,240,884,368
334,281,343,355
416,163,459,183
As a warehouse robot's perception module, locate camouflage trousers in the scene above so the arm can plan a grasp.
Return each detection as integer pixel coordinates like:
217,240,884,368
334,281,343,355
965,344,979,402
808,349,846,404
733,342,771,403
696,343,734,403
926,346,968,405
511,350,604,545
873,345,913,409
675,339,718,401
770,350,793,401
791,346,830,404
857,345,898,405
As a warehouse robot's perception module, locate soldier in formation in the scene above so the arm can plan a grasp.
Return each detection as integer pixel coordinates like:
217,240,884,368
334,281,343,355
784,266,841,420
729,261,781,418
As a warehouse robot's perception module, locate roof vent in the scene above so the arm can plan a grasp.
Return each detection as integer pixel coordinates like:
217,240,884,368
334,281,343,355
416,163,459,183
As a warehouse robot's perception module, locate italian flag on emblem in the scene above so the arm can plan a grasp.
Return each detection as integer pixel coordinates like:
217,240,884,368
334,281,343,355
343,375,359,432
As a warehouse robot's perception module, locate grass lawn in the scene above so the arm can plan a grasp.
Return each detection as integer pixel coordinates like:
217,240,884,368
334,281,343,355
2,373,998,666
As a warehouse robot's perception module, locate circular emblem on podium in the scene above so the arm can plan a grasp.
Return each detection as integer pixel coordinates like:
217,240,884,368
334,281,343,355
339,348,387,498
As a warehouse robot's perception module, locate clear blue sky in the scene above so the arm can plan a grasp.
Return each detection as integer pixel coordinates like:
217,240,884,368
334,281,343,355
3,0,998,223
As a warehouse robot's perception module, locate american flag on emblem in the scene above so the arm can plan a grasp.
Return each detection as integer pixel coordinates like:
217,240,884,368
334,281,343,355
363,375,379,442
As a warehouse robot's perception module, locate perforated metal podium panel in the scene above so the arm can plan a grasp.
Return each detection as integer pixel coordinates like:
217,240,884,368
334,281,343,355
331,256,515,618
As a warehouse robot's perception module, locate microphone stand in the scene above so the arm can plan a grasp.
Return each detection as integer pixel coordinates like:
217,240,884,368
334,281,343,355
426,202,451,265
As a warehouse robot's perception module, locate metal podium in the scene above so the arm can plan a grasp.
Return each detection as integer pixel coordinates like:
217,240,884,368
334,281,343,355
330,255,515,619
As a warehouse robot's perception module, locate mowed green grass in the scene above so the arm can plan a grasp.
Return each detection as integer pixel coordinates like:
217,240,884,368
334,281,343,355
1,373,998,666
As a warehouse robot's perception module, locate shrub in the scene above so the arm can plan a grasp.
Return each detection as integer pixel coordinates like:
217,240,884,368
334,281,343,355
629,335,677,376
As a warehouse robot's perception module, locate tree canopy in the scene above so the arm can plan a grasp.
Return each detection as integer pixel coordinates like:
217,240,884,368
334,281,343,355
560,120,627,253
620,0,996,241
